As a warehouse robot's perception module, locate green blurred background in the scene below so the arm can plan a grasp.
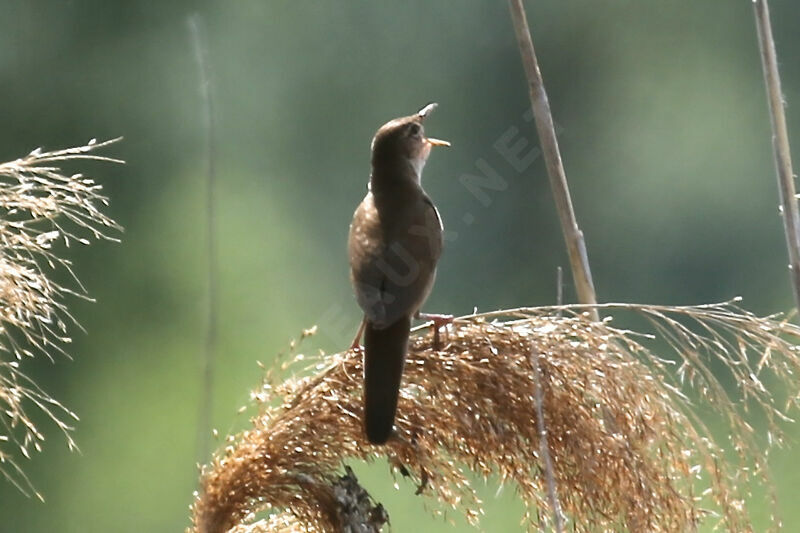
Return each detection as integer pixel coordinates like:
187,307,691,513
1,1,799,531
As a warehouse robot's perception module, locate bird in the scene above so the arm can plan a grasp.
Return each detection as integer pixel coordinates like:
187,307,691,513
348,103,451,444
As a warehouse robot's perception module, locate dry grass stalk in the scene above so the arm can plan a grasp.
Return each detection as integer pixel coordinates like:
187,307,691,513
191,301,800,532
530,347,564,532
752,0,800,314
0,138,122,498
188,13,220,466
507,0,599,320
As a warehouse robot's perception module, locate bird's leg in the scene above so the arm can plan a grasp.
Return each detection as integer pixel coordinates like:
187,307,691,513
415,312,453,350
349,316,366,352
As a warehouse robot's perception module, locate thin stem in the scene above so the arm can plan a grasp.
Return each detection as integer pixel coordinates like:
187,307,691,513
531,346,565,533
752,0,800,314
556,265,563,317
189,14,218,465
507,0,599,321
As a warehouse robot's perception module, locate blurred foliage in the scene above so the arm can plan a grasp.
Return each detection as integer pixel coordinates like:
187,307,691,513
1,1,799,531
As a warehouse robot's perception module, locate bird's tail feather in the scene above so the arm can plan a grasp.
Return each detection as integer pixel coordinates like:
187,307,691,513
363,316,411,444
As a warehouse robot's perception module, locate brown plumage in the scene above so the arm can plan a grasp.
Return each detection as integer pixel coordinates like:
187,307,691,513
348,103,449,444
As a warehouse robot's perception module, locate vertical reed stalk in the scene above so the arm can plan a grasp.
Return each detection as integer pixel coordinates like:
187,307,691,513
507,0,599,321
752,0,800,313
189,14,219,465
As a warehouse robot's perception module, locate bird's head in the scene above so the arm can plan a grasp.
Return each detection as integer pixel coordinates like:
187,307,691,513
370,103,450,180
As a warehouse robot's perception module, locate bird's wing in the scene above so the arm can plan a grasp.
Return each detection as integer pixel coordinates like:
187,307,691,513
349,193,443,328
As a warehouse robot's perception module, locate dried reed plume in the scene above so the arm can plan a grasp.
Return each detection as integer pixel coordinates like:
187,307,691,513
191,301,800,532
0,138,122,498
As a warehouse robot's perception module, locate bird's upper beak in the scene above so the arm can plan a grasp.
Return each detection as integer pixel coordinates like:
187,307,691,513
417,102,438,119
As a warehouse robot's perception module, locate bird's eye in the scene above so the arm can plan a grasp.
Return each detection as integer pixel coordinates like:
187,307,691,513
407,123,422,137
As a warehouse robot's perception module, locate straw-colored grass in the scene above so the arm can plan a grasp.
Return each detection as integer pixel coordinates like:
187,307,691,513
0,139,121,498
191,301,800,532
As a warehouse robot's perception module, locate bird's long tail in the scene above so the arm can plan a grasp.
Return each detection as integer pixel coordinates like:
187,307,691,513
363,316,411,444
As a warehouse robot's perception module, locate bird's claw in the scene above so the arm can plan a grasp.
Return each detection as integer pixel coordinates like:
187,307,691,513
349,342,364,353
416,312,453,350
349,318,367,353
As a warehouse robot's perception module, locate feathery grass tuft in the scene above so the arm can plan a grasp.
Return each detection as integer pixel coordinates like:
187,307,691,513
191,301,799,532
0,138,122,498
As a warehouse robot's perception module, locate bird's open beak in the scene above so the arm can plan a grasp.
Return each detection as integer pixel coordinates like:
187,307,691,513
426,137,451,147
418,103,450,147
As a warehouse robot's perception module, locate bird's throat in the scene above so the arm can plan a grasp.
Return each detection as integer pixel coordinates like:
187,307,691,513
370,156,426,194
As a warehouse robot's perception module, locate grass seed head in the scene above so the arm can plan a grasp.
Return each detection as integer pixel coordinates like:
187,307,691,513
193,302,799,532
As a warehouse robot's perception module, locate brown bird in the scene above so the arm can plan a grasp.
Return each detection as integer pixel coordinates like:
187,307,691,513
348,103,451,444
